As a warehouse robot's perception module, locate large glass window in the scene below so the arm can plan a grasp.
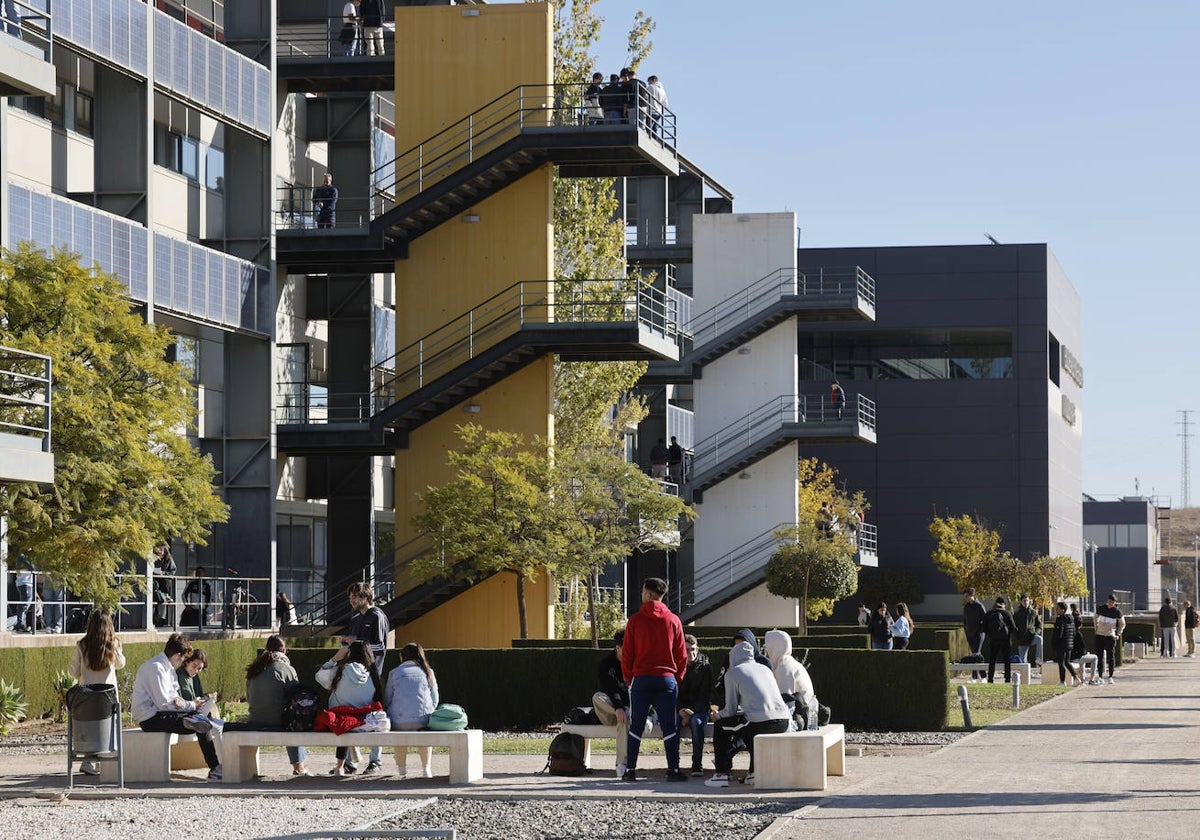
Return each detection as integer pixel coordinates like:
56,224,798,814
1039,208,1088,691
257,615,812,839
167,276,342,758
277,516,327,621
800,329,1013,381
205,146,225,192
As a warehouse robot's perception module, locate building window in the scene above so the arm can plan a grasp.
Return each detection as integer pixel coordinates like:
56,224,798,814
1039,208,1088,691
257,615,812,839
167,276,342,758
74,91,94,137
1048,331,1061,386
205,146,225,192
45,82,67,128
180,136,200,181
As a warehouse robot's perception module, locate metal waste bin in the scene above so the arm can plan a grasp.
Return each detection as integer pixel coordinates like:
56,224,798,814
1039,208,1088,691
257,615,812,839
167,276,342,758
67,683,123,788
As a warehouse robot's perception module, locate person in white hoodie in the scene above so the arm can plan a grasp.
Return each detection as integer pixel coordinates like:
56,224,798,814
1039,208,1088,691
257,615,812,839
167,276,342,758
762,629,817,728
316,640,383,775
704,641,790,788
385,642,440,778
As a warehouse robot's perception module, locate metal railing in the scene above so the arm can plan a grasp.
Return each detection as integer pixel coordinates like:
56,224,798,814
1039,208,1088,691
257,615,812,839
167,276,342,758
688,266,876,349
688,393,876,480
4,0,53,63
275,186,391,232
276,15,395,61
626,219,678,246
0,346,52,452
2,568,273,635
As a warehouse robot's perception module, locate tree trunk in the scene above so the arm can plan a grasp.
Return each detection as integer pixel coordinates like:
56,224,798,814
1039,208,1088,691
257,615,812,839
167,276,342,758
587,569,600,649
516,571,528,639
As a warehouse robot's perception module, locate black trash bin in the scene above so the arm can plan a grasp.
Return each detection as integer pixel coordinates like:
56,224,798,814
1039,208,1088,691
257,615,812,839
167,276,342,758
66,684,123,788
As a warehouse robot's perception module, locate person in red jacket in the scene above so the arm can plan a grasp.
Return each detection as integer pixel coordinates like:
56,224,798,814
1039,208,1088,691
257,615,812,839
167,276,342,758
620,577,688,782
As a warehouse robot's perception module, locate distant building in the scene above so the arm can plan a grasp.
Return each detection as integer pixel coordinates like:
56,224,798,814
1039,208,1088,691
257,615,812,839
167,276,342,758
1083,495,1169,612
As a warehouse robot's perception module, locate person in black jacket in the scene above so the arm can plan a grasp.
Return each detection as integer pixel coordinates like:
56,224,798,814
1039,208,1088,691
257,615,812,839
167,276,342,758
963,588,986,656
868,602,893,650
599,73,623,123
593,629,631,778
1159,597,1180,657
984,597,1017,683
1052,602,1078,685
677,634,713,776
1184,600,1197,658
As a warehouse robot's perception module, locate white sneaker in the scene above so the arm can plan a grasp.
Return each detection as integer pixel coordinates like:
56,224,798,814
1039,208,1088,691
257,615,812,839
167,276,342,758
1058,681,1066,686
615,763,626,779
704,773,730,788
421,766,433,778
1107,677,1115,685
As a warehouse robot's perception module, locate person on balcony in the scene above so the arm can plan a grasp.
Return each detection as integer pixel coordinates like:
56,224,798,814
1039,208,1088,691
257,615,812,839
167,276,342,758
830,380,847,420
600,73,623,123
360,0,385,57
2,0,20,37
646,75,668,135
339,1,360,57
666,436,684,484
649,438,669,479
583,72,604,125
313,172,338,229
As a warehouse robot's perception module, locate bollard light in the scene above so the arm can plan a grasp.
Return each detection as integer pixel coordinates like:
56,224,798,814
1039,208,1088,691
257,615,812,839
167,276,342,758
1012,672,1021,709
957,684,973,729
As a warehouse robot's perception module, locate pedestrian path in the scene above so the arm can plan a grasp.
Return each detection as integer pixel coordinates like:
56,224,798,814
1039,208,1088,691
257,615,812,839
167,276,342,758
760,655,1200,839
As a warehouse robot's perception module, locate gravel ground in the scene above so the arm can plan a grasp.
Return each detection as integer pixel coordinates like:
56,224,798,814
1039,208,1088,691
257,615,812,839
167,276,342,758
372,798,798,840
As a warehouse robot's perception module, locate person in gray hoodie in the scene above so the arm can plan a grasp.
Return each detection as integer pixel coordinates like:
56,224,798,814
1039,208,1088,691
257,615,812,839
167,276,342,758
762,629,817,727
704,641,790,787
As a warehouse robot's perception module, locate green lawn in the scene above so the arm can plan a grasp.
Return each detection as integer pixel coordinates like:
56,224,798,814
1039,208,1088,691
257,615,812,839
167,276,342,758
945,682,1070,729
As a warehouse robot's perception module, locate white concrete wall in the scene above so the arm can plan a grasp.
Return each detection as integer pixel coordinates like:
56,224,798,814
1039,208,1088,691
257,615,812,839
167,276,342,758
699,581,799,630
694,322,799,439
691,212,797,312
8,111,52,190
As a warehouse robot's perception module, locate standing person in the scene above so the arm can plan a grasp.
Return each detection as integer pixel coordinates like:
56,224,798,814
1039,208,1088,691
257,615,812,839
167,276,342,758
131,634,222,780
1012,594,1044,666
762,629,817,728
583,72,604,125
68,610,126,775
339,0,360,56
1158,597,1179,657
12,554,33,632
599,73,623,123
182,567,212,627
275,591,297,628
984,597,1016,683
1052,602,1079,686
830,380,847,420
856,603,871,627
620,576,688,783
1069,603,1092,680
223,635,308,776
676,634,713,777
313,172,338,229
892,603,914,651
359,0,384,57
868,602,893,650
703,640,791,788
646,74,668,134
385,642,439,779
2,0,19,37
1184,600,1198,658
592,629,632,778
666,436,684,484
649,437,669,479
963,588,986,657
315,641,384,776
1094,593,1127,683
344,581,389,773
152,542,177,627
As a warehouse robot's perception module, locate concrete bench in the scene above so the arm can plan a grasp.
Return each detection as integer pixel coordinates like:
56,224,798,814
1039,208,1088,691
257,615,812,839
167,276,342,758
949,661,1032,684
1124,641,1147,659
1040,653,1099,684
99,729,206,784
220,729,483,784
560,721,662,770
754,724,846,791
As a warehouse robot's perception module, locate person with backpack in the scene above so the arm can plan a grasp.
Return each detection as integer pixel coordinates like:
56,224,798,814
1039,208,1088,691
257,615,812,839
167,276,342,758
316,640,384,775
963,588,986,657
385,642,439,779
224,634,309,776
344,581,389,773
1012,595,1043,666
984,597,1017,683
1052,602,1079,686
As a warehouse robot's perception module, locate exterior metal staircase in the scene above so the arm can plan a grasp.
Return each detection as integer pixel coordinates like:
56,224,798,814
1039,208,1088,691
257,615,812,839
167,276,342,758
277,83,680,274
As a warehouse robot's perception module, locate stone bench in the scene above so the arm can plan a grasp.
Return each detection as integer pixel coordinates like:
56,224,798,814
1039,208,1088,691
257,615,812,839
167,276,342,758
754,724,846,791
1040,653,1099,684
949,661,1033,684
220,729,483,784
98,729,207,784
559,721,663,770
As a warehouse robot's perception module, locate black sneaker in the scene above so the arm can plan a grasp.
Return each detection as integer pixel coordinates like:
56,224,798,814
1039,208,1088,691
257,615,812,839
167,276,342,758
343,763,358,774
665,769,688,782
690,767,704,777
621,768,638,782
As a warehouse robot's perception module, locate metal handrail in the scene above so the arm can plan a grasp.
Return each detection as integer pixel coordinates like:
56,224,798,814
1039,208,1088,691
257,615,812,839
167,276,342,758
692,522,794,604
370,279,681,415
0,347,52,452
276,14,394,61
688,393,877,480
275,186,388,232
7,0,53,63
688,266,875,349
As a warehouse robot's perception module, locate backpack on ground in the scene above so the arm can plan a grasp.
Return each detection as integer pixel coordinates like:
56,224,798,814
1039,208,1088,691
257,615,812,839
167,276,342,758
427,703,468,731
282,683,321,732
961,653,985,663
542,732,587,776
562,706,600,726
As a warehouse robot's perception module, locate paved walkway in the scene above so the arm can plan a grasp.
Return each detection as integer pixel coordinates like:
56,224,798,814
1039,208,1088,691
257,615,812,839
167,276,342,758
762,654,1200,839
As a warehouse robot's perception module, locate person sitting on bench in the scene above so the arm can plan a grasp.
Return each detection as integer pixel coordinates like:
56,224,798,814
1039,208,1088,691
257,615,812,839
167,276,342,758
704,640,790,788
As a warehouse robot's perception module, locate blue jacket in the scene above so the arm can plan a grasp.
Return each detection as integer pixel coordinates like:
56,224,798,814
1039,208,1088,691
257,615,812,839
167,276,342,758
384,661,439,725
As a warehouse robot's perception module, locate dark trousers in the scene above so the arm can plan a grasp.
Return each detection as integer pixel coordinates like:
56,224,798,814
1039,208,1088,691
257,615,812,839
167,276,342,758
1095,635,1117,677
684,710,708,771
1057,650,1077,683
987,638,1012,683
627,675,679,771
139,711,219,769
713,718,790,774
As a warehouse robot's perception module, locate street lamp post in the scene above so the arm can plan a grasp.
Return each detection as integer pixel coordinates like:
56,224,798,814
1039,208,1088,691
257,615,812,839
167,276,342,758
1193,535,1199,606
1085,541,1099,614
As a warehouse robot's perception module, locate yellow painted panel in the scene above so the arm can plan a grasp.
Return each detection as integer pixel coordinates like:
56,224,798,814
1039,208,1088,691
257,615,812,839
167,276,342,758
395,569,555,649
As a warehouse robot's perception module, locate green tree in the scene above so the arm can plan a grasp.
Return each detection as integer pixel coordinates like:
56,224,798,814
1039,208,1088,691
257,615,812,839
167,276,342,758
856,566,925,610
1014,553,1089,610
0,245,228,608
929,513,1005,593
411,424,566,639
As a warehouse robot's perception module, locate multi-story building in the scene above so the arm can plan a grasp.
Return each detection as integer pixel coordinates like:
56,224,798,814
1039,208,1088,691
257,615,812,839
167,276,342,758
1083,495,1169,612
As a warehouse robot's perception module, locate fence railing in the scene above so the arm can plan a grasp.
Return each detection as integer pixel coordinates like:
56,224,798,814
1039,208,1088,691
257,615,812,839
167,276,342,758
5,0,53,64
276,15,396,61
0,346,52,452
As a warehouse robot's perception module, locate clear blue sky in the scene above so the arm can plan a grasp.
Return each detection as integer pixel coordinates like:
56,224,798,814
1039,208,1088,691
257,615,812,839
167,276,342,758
591,0,1200,505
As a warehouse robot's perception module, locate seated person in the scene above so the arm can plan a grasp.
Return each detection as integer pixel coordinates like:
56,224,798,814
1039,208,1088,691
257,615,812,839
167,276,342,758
176,647,224,758
315,640,383,776
131,633,222,781
223,635,308,775
592,628,632,778
763,629,818,729
704,640,791,788
384,642,439,778
677,633,713,776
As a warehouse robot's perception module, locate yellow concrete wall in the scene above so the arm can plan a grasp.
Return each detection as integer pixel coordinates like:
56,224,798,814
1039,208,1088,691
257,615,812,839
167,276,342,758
390,3,556,646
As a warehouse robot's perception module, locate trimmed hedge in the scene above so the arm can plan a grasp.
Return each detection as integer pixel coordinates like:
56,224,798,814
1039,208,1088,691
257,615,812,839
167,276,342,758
790,634,869,650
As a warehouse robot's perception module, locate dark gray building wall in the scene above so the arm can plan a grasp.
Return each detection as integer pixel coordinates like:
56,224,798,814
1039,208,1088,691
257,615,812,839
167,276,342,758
794,243,1083,618
1083,499,1162,611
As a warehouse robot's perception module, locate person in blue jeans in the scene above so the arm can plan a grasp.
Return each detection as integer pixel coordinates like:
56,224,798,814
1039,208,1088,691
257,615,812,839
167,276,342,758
676,633,713,776
3,1,20,37
620,577,688,782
